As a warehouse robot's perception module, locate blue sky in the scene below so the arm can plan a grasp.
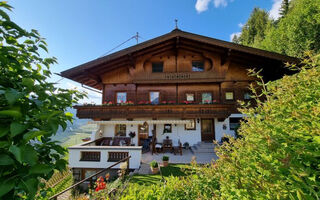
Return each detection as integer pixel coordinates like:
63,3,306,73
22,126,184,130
8,0,283,103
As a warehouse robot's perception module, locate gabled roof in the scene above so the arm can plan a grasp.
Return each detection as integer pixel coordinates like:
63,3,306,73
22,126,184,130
60,29,299,90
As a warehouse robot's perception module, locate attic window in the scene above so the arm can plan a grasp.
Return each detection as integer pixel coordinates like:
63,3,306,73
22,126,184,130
192,61,204,72
152,62,163,73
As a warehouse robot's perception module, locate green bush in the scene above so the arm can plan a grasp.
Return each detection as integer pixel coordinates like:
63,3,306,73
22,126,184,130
150,160,158,168
162,156,169,161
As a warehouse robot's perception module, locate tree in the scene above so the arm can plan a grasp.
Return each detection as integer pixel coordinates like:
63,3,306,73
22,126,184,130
0,2,85,199
259,0,320,57
279,0,290,18
237,8,271,47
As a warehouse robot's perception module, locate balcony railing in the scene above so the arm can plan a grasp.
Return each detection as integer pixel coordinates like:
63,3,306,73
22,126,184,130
74,103,238,119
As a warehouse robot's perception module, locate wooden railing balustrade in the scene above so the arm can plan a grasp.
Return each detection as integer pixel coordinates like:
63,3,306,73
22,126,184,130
80,151,101,161
108,152,129,162
74,104,237,119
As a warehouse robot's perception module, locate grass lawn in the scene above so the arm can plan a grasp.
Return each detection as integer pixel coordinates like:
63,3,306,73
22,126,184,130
129,164,192,185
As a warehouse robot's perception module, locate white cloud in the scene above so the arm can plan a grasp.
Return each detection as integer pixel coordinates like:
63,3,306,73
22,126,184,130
269,0,282,20
195,0,211,13
230,32,241,42
213,0,228,8
238,22,244,28
195,0,234,13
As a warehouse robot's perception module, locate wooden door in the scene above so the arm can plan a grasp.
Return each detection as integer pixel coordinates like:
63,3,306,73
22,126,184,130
201,119,215,142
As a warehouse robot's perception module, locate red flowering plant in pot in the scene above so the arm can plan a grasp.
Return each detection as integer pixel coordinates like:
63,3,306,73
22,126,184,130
89,173,111,199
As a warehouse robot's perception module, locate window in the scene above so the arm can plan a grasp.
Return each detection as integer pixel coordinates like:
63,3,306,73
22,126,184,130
192,61,204,72
244,92,251,100
115,124,126,136
229,118,242,130
163,124,172,133
225,92,234,100
152,62,163,72
186,93,195,102
202,92,212,104
116,92,127,104
150,92,160,104
185,119,196,130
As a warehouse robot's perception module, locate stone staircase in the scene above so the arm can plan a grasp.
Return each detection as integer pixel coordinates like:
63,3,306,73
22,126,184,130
191,142,216,154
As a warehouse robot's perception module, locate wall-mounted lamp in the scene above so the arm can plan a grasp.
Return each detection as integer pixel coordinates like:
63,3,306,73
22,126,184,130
197,118,200,123
174,124,177,127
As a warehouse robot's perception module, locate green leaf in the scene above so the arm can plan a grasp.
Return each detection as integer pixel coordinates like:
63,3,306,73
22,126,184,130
55,159,67,171
10,122,27,137
21,145,38,166
0,109,22,118
23,130,47,141
0,178,15,197
49,119,59,133
65,112,73,117
22,78,34,88
0,141,10,148
0,125,9,137
9,145,22,163
24,178,38,198
5,88,22,105
29,164,52,175
0,154,14,165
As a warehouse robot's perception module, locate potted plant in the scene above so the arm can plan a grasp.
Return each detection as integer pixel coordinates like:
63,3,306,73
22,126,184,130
150,160,159,174
162,156,169,167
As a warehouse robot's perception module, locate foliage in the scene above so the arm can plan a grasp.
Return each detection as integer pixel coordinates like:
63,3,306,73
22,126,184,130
0,2,85,199
235,0,320,57
150,160,158,168
279,0,290,18
162,155,169,161
259,0,320,57
234,7,271,47
116,54,320,199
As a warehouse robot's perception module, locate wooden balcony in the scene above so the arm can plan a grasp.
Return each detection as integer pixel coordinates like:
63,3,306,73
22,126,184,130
74,103,238,119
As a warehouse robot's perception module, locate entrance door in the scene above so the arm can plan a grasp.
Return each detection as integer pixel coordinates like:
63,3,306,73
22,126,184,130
201,119,215,141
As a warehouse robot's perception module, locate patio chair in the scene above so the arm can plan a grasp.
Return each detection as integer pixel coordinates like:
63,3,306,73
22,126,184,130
162,139,173,153
173,139,182,155
151,137,162,154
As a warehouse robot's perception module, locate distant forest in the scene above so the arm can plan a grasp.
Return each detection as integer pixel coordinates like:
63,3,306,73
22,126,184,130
232,0,320,58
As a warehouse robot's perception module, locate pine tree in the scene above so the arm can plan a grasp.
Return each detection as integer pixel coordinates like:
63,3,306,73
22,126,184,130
279,0,289,17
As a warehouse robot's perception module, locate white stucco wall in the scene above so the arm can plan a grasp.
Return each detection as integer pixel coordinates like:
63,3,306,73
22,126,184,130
155,118,201,146
68,146,142,169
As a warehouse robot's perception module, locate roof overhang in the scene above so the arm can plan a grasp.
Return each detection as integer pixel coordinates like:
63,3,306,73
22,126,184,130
60,29,300,89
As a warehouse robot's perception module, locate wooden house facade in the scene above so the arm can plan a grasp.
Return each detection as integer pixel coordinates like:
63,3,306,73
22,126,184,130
62,29,297,174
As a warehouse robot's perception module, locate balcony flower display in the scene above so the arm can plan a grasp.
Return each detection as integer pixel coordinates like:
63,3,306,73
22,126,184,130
168,101,175,104
117,100,134,106
182,100,195,104
103,101,114,106
138,100,151,105
161,101,167,104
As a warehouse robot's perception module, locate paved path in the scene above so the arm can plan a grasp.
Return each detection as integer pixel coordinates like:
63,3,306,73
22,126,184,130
141,148,218,164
